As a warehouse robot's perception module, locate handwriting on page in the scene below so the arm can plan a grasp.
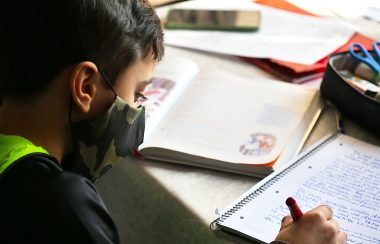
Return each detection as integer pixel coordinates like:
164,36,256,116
264,149,380,244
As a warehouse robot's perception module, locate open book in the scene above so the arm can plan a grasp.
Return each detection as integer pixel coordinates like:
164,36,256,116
213,133,380,244
138,56,323,177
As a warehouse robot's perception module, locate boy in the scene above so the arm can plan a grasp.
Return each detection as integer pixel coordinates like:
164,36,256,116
0,0,346,243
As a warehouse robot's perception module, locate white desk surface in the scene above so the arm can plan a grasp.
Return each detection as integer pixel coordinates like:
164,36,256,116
95,2,380,243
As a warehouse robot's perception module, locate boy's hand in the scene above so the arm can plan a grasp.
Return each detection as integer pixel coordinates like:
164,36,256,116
274,205,347,244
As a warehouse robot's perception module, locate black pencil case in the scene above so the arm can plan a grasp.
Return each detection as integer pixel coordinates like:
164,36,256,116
320,51,380,136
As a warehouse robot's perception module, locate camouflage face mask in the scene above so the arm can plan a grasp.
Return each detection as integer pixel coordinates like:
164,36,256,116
62,96,145,181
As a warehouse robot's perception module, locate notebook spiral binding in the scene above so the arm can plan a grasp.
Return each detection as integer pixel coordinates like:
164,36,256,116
215,132,340,225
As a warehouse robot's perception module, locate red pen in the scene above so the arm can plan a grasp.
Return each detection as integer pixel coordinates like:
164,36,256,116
286,197,303,221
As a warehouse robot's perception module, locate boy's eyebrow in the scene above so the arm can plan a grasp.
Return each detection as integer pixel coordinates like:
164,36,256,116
142,78,153,85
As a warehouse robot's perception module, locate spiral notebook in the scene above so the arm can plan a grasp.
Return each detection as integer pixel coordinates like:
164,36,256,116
213,133,380,244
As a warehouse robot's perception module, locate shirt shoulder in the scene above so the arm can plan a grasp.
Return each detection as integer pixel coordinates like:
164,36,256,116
0,154,119,244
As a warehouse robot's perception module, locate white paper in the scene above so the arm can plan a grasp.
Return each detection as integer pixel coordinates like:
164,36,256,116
220,134,380,244
163,0,355,65
364,7,380,23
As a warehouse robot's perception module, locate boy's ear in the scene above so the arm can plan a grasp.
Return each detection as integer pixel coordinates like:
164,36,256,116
69,62,98,114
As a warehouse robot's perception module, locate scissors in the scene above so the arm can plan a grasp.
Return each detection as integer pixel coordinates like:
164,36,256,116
349,41,380,74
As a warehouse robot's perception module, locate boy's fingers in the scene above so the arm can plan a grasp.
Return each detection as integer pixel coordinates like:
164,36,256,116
329,218,347,243
309,205,333,220
337,230,348,243
328,218,340,231
280,215,293,230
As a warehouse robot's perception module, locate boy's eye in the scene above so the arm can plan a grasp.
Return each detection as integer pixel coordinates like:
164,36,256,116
134,92,148,103
144,79,153,85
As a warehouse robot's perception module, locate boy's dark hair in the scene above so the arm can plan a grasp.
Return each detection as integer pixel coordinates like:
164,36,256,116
0,0,164,100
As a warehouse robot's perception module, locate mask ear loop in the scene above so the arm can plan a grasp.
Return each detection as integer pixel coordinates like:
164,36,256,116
62,93,75,170
68,66,117,124
68,94,73,124
97,67,117,100
98,65,149,108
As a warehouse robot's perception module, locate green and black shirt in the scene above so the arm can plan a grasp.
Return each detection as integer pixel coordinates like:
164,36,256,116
0,134,119,244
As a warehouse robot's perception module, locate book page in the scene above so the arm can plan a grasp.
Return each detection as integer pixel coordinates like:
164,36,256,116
220,134,380,244
141,57,198,139
142,70,317,165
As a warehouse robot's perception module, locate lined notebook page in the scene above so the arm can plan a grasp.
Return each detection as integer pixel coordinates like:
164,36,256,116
218,134,380,244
